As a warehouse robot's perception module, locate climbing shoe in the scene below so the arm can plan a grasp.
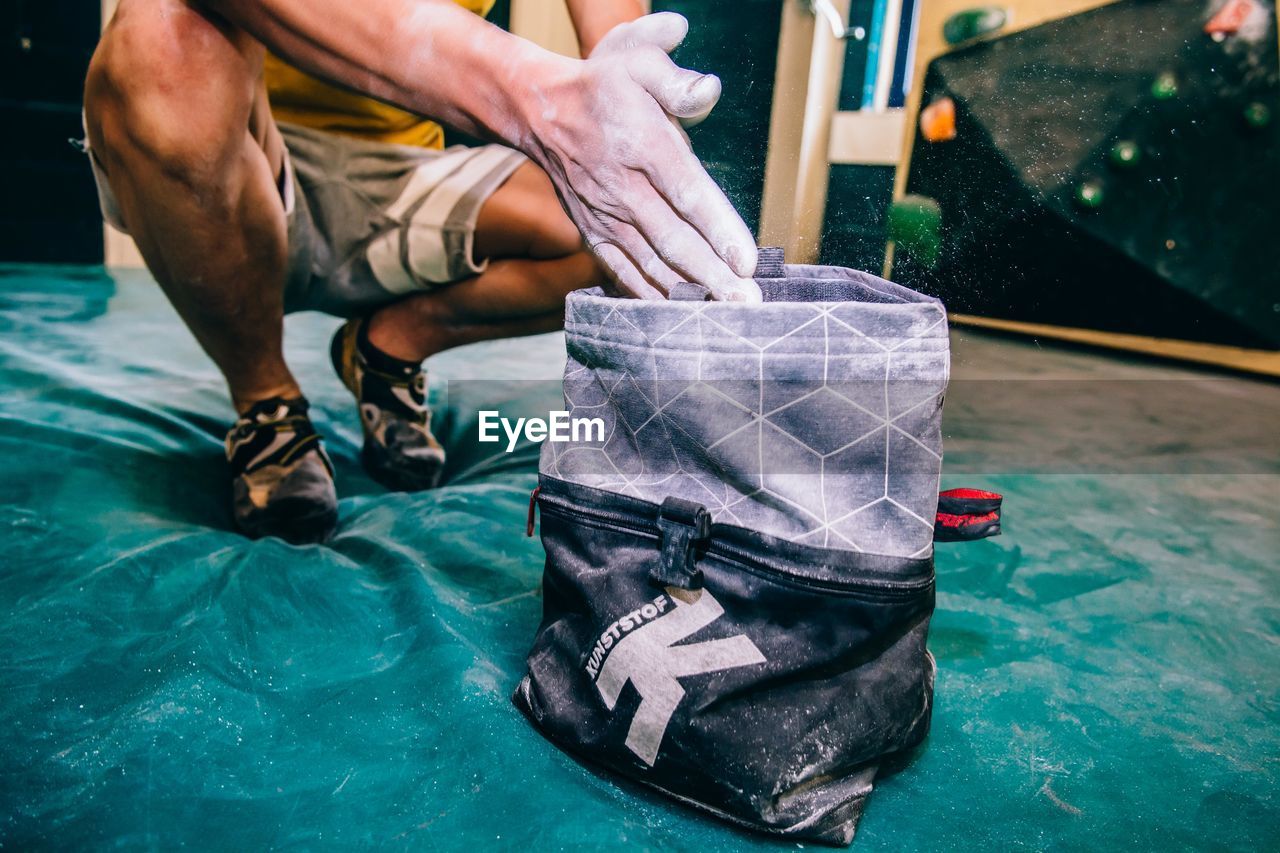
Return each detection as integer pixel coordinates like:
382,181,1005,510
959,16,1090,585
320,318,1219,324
225,396,338,543
330,318,446,492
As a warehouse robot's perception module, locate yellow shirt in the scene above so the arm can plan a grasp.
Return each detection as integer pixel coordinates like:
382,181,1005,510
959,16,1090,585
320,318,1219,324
264,0,495,149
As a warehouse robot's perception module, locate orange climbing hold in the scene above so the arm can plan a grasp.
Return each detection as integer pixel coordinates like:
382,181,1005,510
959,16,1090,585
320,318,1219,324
1205,0,1259,36
920,97,957,143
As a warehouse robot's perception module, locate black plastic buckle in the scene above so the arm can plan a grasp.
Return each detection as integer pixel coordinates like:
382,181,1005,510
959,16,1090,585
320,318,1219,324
652,497,712,590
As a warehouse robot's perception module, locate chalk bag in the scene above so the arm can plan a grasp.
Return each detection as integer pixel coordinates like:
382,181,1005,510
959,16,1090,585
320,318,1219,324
515,248,1000,845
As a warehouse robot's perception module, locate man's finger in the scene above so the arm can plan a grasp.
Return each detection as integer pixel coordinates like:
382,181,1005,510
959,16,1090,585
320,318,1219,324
607,220,688,296
642,133,758,281
591,242,666,300
629,197,761,302
624,47,722,120
669,115,694,149
593,11,688,57
675,101,715,130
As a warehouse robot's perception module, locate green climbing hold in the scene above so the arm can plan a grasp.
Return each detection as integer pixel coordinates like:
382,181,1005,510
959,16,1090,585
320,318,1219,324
1109,140,1142,168
1075,180,1105,209
1151,72,1178,100
887,195,943,269
943,7,1008,45
1243,101,1271,129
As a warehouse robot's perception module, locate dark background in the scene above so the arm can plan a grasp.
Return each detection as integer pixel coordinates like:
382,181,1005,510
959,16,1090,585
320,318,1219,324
1,0,103,263
0,1,904,270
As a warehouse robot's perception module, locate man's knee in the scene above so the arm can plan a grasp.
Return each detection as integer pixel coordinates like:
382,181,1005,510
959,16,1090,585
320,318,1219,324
516,166,585,258
475,163,586,260
529,210,587,260
86,0,259,182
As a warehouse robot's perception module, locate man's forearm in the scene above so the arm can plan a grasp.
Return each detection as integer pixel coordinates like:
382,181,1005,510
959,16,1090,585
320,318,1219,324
208,0,568,149
565,0,646,56
202,2,761,299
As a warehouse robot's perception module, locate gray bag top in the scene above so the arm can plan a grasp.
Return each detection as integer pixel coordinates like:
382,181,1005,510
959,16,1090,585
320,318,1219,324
543,250,950,560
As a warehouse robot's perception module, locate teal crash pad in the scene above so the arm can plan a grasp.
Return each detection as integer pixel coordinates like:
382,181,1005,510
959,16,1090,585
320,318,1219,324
0,264,1277,849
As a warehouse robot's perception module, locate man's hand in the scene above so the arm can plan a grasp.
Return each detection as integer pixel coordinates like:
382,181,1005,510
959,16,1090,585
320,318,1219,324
520,13,760,301
207,2,758,300
590,13,718,129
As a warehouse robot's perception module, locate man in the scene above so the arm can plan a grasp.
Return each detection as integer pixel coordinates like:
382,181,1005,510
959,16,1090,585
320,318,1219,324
82,0,760,543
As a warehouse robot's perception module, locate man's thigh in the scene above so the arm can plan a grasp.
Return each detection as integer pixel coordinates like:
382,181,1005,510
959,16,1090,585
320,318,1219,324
85,0,287,231
279,124,530,317
473,162,585,261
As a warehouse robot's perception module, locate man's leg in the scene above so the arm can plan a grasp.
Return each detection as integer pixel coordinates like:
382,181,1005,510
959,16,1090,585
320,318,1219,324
85,0,296,413
363,162,603,363
84,0,336,542
328,160,601,491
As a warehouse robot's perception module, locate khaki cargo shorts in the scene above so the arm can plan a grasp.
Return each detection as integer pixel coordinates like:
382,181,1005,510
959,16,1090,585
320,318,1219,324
88,121,527,317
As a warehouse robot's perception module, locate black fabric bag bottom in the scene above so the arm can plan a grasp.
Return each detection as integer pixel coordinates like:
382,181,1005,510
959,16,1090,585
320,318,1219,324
513,476,937,845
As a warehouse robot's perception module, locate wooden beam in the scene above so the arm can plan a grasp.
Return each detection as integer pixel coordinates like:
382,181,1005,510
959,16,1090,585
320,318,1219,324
950,313,1280,378
789,0,854,263
828,109,906,166
509,0,581,57
100,0,147,268
758,0,816,247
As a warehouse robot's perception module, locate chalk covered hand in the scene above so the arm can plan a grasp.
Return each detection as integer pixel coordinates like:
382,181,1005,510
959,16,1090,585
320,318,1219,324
515,13,760,301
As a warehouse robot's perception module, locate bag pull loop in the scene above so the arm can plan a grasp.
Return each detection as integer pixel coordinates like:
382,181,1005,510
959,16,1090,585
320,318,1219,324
526,487,541,537
755,246,786,278
652,496,712,590
669,247,787,301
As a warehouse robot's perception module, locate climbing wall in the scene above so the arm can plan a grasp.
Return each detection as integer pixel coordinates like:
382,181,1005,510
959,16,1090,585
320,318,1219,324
893,0,1279,348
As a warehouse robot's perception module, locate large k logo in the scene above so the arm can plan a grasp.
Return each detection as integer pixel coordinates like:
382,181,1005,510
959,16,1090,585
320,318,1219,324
594,589,766,766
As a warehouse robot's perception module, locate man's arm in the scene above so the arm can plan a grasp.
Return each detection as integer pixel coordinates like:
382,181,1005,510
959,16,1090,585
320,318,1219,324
206,0,759,300
565,0,645,57
209,0,553,145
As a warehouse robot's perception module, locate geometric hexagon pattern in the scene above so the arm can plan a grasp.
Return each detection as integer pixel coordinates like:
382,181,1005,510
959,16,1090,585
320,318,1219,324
543,262,950,560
